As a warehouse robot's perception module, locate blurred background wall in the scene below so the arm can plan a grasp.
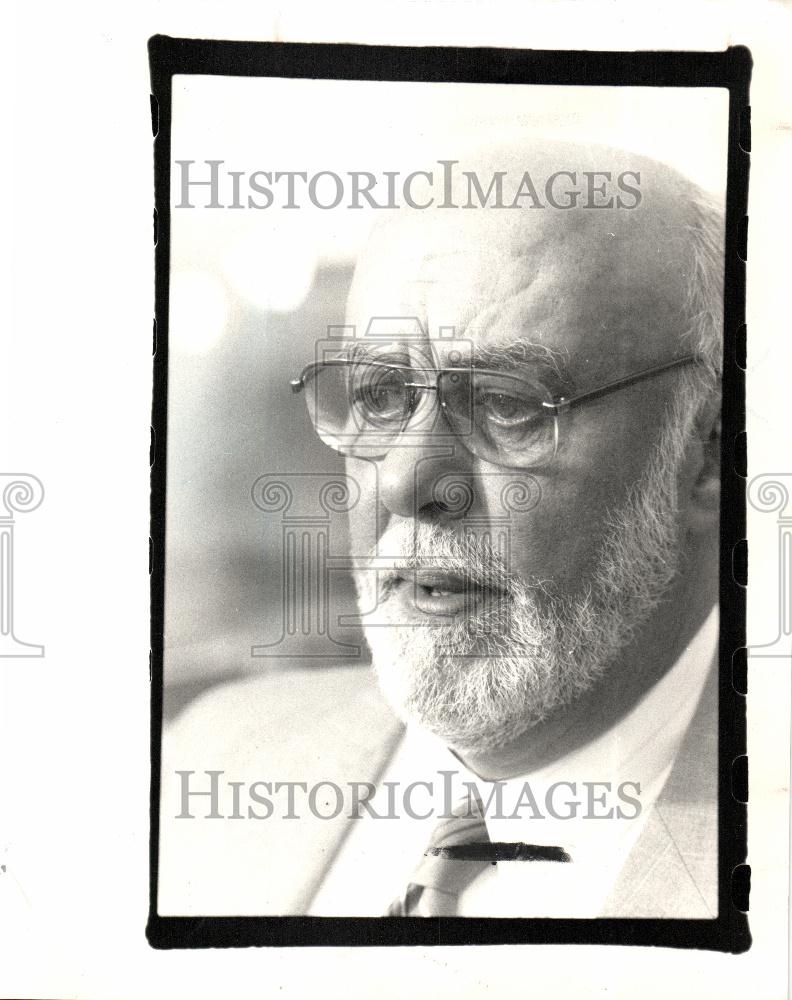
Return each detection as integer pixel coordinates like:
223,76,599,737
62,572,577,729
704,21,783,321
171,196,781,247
164,260,363,717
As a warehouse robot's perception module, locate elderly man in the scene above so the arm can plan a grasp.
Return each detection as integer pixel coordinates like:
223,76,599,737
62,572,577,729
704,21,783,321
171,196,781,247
160,141,724,919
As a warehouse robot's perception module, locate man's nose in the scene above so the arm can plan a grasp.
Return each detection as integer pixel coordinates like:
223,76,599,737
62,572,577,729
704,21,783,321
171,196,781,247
376,408,475,521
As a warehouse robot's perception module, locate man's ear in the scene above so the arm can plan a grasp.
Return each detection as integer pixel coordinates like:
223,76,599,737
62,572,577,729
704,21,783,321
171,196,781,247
687,393,721,531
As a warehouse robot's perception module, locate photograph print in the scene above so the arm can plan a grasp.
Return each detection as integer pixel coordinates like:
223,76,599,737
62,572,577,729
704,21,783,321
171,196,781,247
149,40,749,950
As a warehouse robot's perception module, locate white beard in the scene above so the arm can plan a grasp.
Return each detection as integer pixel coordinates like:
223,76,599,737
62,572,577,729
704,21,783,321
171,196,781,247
353,403,696,753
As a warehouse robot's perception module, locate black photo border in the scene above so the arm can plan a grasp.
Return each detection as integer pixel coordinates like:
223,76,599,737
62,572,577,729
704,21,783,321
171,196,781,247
147,36,751,952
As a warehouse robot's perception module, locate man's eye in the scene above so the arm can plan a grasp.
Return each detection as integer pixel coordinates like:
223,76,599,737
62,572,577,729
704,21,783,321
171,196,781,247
356,385,397,411
477,391,536,425
351,372,407,418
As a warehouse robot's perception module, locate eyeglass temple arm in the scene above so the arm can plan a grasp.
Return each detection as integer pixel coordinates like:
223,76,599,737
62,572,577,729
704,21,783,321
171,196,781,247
543,354,699,414
290,359,373,394
290,361,328,393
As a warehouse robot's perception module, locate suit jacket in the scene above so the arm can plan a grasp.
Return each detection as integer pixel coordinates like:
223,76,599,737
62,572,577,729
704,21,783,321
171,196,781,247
158,659,718,918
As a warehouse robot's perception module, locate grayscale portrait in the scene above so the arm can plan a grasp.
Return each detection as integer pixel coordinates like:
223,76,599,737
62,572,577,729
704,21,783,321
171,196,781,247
157,77,728,921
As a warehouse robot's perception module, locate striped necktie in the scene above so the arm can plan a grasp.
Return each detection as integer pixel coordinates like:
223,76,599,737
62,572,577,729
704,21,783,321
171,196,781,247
387,792,571,917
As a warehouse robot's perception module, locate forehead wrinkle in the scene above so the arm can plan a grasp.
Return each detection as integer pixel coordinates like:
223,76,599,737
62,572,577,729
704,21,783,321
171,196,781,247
422,228,576,335
427,267,560,355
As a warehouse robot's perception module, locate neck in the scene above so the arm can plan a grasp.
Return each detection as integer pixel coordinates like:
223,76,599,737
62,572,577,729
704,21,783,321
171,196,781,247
453,531,718,781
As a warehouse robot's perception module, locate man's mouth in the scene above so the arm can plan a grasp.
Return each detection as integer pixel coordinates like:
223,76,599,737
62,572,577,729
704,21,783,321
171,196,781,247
391,568,508,617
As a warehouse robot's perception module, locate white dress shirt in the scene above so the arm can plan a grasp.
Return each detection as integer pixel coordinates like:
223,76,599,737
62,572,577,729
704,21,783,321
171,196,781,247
310,606,718,917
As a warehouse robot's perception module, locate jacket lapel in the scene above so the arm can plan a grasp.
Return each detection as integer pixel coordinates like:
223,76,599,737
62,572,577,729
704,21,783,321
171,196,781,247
600,660,719,918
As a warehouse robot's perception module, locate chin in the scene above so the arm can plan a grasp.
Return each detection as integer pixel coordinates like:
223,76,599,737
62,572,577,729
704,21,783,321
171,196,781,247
365,620,562,753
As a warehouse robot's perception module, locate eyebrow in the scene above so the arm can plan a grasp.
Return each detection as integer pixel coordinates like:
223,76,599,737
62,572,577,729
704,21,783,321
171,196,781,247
468,339,575,394
346,342,414,366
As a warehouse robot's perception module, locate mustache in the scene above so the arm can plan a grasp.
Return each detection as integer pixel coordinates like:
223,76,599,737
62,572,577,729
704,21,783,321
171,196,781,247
361,522,514,595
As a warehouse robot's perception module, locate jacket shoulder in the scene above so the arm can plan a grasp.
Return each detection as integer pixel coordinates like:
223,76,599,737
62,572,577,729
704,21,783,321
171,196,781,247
158,664,402,915
166,662,399,765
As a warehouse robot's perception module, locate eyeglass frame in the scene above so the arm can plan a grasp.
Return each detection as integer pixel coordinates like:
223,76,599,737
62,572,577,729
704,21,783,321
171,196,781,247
289,353,700,466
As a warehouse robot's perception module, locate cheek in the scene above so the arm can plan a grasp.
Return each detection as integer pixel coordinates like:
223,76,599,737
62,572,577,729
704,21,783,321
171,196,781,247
482,390,670,595
344,457,382,555
479,475,619,596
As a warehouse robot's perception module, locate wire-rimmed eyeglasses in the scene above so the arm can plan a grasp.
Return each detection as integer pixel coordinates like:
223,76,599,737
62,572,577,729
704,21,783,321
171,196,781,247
290,353,699,470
